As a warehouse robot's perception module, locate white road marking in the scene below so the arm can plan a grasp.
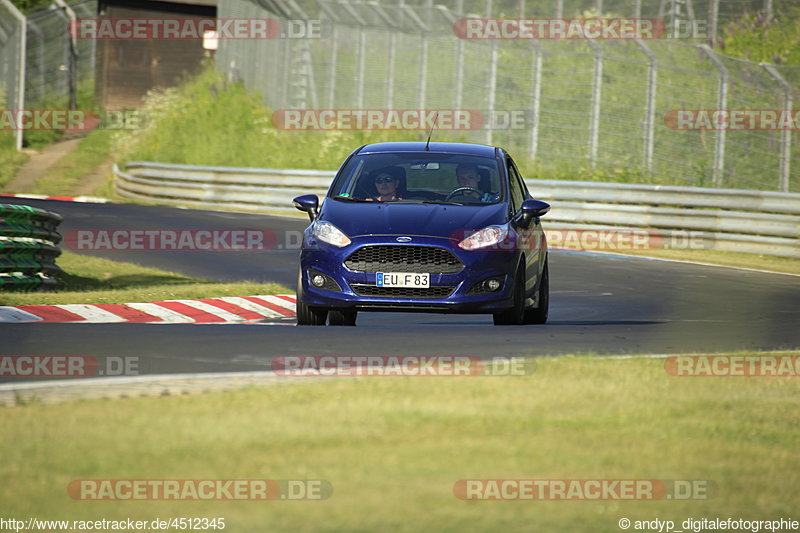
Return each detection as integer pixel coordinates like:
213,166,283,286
73,196,109,203
125,303,195,323
0,307,44,322
217,297,285,318
0,296,298,324
255,295,296,313
167,300,246,322
56,305,126,323
11,194,47,199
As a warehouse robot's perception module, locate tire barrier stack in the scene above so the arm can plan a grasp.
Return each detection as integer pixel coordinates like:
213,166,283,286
0,204,63,290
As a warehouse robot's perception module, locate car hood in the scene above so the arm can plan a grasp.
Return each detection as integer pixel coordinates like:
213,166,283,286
319,199,508,240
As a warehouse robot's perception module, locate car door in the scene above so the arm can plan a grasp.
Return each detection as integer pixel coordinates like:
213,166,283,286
506,156,543,300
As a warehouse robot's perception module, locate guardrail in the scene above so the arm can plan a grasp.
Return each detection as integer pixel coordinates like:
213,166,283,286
114,162,800,258
0,204,62,290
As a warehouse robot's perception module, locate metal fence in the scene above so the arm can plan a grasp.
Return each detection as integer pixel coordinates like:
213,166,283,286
24,0,97,110
0,0,26,151
0,0,96,149
408,0,800,36
217,0,800,193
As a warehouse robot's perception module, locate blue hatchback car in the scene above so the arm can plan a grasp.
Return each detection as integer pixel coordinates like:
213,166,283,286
292,141,551,326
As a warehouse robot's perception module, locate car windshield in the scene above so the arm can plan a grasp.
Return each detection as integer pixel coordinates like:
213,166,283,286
330,153,504,205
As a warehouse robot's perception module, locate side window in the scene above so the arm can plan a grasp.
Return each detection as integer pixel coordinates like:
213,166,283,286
507,159,525,213
510,159,530,199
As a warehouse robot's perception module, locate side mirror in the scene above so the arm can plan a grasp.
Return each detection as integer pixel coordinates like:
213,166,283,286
521,199,550,222
293,194,319,221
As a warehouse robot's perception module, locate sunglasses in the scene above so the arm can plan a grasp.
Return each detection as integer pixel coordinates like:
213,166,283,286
374,176,395,184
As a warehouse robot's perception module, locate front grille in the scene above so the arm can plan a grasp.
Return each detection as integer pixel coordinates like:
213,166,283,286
345,245,463,274
351,285,456,299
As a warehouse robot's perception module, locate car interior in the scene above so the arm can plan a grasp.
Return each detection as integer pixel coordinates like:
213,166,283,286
352,163,500,203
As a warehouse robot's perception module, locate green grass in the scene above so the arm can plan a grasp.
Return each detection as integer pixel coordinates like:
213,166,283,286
0,251,288,305
91,165,116,198
0,88,28,189
116,65,420,171
0,130,28,190
11,0,55,14
1,78,107,194
716,9,800,65
115,62,646,183
601,249,800,275
23,79,97,150
1,354,798,531
28,129,112,195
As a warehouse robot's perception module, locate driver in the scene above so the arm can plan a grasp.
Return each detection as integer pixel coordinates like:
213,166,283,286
455,163,499,203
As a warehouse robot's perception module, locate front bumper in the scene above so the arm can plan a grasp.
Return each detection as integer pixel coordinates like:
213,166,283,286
298,234,520,313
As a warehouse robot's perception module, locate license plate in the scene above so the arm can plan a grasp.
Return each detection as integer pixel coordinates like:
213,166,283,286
376,272,430,288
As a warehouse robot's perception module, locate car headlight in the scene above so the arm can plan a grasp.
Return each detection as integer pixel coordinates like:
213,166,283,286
312,220,351,247
458,225,509,251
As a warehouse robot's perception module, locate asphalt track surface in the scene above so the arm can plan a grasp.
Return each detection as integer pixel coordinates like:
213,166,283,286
1,198,799,382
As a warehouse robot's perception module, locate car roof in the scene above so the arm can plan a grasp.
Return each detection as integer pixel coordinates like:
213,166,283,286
358,142,498,158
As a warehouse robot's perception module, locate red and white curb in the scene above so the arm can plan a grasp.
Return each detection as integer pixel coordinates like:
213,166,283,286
0,295,296,324
0,193,110,203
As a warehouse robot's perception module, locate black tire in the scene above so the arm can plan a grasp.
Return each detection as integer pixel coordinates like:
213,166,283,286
328,309,357,326
296,299,327,325
296,268,327,325
523,258,549,324
493,266,526,326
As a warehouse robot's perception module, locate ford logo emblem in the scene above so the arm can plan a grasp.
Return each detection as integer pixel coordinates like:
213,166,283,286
396,236,412,242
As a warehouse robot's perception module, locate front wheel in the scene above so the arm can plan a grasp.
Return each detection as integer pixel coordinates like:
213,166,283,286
296,299,327,325
296,268,327,325
493,267,525,325
523,258,549,324
328,309,357,326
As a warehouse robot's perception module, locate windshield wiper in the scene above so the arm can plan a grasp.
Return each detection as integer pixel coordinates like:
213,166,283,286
420,200,464,206
332,195,369,202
